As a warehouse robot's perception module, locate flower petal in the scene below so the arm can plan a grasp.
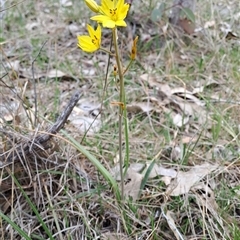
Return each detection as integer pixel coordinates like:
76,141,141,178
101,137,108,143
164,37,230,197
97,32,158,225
116,0,123,9
96,24,102,42
102,20,116,28
77,36,98,53
91,15,110,22
100,0,113,17
91,15,115,28
115,20,127,27
87,24,95,37
118,3,129,20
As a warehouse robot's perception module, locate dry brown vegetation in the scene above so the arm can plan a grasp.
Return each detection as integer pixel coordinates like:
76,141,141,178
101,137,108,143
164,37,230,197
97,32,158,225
1,0,240,239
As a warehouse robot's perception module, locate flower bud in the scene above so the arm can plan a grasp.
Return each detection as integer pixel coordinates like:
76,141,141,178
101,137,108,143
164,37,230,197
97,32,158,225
84,0,99,13
113,65,117,77
130,36,138,60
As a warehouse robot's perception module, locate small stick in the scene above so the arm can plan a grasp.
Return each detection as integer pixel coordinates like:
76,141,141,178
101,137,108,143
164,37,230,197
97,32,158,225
36,91,81,143
0,91,81,168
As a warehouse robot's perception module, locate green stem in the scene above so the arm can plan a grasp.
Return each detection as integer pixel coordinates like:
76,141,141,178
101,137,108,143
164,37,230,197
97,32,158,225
123,93,129,176
112,27,124,199
123,59,133,75
122,59,133,175
99,47,115,56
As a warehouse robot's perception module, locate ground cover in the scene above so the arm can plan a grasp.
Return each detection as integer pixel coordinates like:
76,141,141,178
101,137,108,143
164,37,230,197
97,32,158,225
1,0,240,239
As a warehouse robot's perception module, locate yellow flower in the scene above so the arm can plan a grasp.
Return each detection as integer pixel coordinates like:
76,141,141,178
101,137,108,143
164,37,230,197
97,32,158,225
77,24,101,53
91,0,129,28
130,36,138,60
85,0,100,13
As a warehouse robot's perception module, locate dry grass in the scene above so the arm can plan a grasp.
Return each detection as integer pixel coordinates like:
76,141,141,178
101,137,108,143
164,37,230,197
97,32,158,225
1,0,240,239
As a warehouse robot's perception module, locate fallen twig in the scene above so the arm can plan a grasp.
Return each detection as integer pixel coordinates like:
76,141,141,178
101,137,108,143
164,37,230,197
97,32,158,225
0,90,81,168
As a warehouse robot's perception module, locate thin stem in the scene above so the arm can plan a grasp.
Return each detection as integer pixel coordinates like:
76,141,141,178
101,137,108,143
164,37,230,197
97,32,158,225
123,93,129,176
123,58,131,174
99,47,115,56
123,57,134,172
81,40,114,144
112,27,124,199
123,59,133,75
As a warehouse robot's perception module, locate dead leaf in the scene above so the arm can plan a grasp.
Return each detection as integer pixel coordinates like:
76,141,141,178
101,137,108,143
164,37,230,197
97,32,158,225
112,163,177,188
19,68,72,80
68,100,101,134
82,68,95,76
68,23,79,35
70,116,101,134
219,22,232,34
138,79,208,128
123,167,143,201
46,69,67,78
161,176,172,186
140,73,169,92
127,102,154,114
158,84,172,97
193,182,223,226
0,93,21,125
173,113,189,127
193,78,223,95
130,163,145,172
166,163,219,196
171,96,208,126
178,18,195,34
193,182,218,212
173,92,205,107
204,20,215,29
111,165,143,201
141,163,177,179
170,145,182,161
5,60,20,72
181,134,199,144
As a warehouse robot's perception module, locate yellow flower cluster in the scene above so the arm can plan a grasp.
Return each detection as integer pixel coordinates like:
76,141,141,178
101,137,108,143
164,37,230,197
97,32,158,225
78,0,130,53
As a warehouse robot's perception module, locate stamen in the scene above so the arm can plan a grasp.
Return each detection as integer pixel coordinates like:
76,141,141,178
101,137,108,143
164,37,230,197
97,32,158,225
110,8,117,16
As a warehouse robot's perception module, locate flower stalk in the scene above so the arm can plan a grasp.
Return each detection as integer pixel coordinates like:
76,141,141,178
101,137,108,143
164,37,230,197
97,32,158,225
77,0,137,201
112,27,125,198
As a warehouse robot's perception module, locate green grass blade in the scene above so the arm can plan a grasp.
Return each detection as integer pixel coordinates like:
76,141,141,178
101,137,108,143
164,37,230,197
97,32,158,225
61,130,121,201
0,211,31,240
139,160,155,197
11,175,54,240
